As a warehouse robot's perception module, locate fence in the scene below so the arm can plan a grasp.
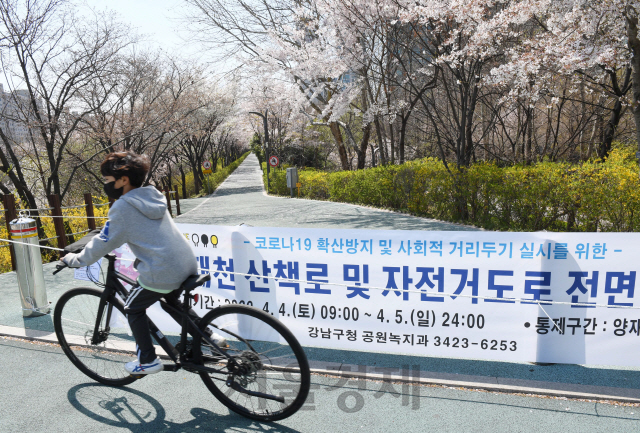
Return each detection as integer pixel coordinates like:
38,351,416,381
0,185,182,271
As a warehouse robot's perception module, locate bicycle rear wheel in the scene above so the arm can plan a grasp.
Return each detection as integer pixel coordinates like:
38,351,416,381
53,287,138,386
194,305,310,421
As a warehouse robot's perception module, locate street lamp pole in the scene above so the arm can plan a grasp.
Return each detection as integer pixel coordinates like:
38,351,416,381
250,110,270,192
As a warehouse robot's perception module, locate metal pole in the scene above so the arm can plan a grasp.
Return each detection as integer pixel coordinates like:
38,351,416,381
173,185,181,216
264,110,270,193
11,216,49,316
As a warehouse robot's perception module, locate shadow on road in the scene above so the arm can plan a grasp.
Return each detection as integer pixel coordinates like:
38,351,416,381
67,383,303,433
22,313,55,333
212,185,265,196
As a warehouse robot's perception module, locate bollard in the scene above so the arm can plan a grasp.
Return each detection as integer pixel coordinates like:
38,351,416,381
286,167,299,198
10,215,50,317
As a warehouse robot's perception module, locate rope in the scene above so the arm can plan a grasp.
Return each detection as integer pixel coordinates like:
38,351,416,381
0,237,65,252
66,229,91,237
1,236,633,310
23,215,108,219
60,204,87,210
0,237,132,261
16,207,53,212
537,303,565,334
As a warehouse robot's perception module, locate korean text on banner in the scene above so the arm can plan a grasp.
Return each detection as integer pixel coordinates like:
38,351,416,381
122,224,640,367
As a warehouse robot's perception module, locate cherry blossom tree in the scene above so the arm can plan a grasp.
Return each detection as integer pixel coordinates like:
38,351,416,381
481,0,639,160
186,0,640,170
185,0,371,169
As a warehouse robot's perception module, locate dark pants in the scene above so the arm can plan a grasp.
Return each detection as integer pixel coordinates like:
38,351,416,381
123,287,200,364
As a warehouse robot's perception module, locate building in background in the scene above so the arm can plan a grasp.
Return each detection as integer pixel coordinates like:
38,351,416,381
0,84,38,144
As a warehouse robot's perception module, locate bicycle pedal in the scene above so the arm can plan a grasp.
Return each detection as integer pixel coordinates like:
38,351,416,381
129,374,146,379
162,363,180,372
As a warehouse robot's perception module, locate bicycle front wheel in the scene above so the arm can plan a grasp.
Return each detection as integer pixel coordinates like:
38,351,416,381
195,305,310,421
53,287,138,386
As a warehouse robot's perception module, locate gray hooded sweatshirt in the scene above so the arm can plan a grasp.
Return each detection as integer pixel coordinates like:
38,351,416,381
63,186,197,292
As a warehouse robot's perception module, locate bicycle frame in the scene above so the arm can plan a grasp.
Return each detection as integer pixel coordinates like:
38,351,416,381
61,252,288,404
95,253,232,375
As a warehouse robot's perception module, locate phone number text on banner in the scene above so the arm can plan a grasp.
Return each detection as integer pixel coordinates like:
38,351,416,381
172,224,640,367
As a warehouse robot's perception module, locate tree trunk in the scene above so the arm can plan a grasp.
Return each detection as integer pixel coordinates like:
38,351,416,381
211,153,219,172
374,117,386,166
599,99,623,160
191,162,201,194
626,12,640,166
369,144,377,167
357,89,371,169
389,123,395,165
399,114,408,165
463,83,478,167
329,122,349,170
357,123,372,169
180,165,187,198
588,100,604,159
526,107,533,164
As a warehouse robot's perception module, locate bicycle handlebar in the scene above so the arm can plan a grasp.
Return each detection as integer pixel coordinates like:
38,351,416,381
53,261,68,275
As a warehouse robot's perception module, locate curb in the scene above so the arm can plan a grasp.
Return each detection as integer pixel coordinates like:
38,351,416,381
2,325,638,404
309,362,640,404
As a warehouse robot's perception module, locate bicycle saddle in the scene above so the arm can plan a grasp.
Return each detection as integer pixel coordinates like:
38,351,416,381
63,229,102,255
181,274,211,291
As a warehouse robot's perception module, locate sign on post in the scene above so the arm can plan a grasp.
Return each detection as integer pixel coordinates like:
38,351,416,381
202,161,212,175
74,259,103,282
269,156,279,167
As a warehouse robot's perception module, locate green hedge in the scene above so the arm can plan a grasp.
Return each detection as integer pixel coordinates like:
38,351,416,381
262,146,640,232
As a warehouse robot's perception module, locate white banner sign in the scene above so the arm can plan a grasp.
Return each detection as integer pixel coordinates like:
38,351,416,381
74,258,102,282
115,225,640,366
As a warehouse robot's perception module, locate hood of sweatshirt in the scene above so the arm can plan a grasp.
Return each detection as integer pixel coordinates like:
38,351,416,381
120,186,167,220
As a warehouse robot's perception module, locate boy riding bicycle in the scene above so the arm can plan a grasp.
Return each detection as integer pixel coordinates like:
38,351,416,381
62,151,220,375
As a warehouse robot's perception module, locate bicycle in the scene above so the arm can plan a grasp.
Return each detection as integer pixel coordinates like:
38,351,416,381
52,238,310,422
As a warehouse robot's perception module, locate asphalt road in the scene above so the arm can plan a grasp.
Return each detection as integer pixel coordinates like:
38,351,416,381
173,154,477,231
2,337,639,433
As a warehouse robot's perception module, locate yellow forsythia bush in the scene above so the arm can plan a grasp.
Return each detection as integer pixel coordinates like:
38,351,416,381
261,144,640,233
0,196,110,273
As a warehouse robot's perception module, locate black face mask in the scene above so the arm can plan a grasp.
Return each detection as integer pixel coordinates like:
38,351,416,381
103,181,124,200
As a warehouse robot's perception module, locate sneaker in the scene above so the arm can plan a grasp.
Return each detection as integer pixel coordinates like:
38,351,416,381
124,357,163,375
205,329,227,347
212,332,227,347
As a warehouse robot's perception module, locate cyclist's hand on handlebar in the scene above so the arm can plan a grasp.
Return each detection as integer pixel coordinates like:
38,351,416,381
53,260,68,275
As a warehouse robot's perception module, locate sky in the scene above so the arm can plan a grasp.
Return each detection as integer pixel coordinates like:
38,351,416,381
93,0,196,55
91,0,237,77
0,1,233,91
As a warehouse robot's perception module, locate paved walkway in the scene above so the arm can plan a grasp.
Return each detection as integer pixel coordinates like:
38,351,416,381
3,336,639,433
174,153,478,231
1,153,639,423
